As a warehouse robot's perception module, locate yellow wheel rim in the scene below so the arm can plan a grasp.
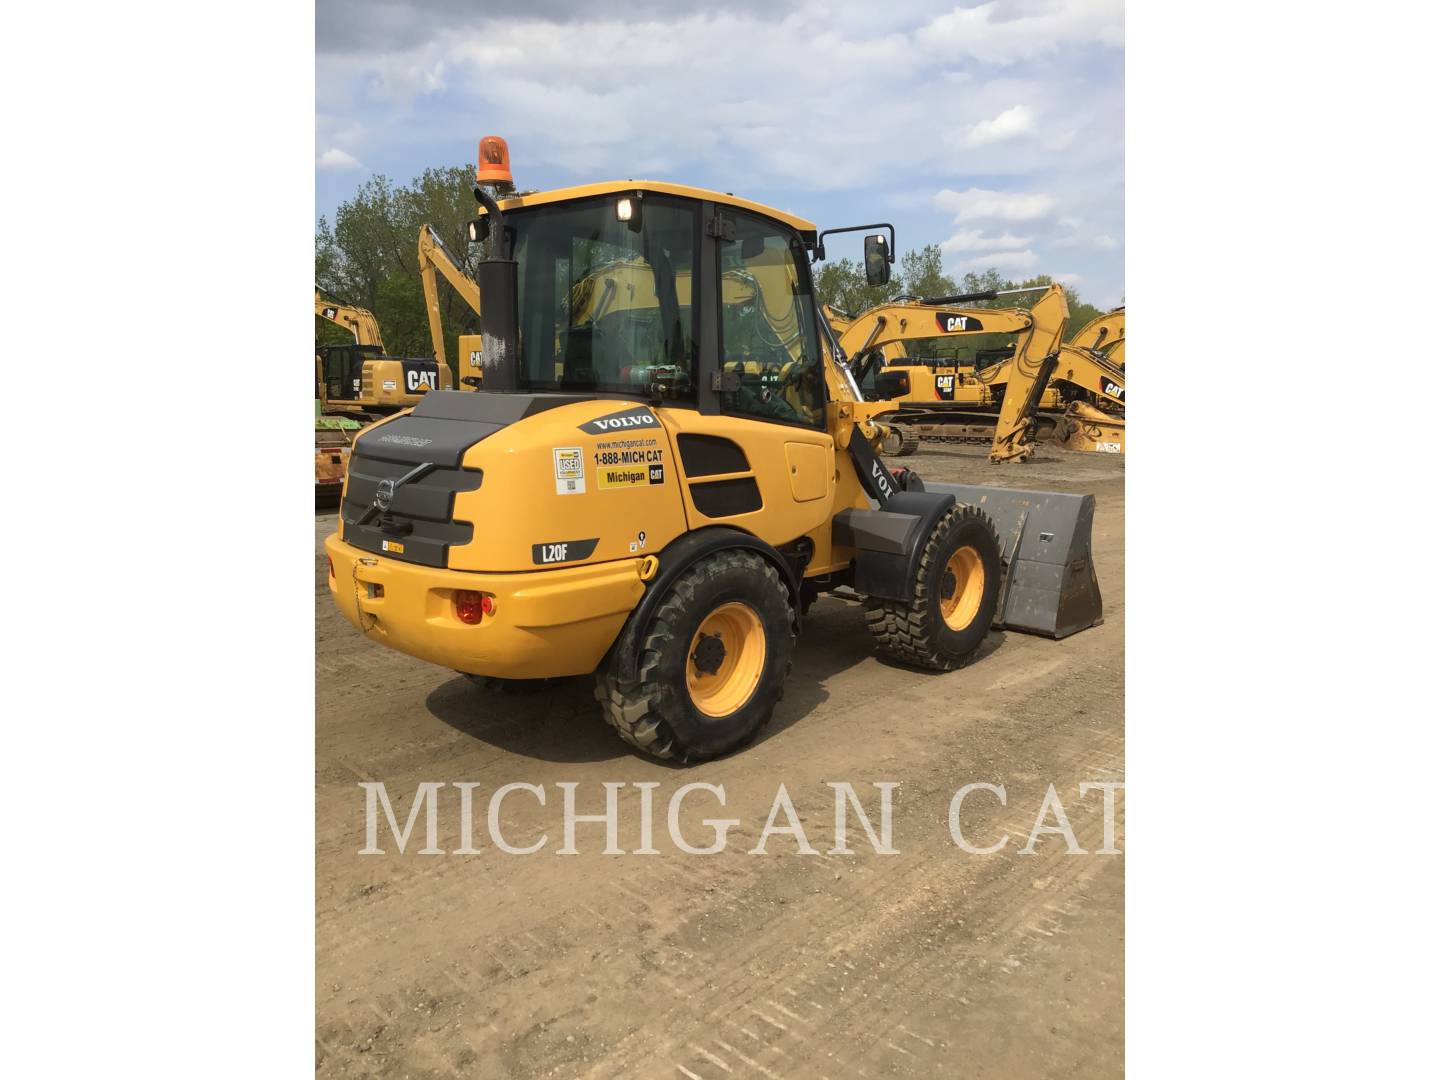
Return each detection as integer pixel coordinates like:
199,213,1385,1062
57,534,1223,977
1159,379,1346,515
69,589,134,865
939,545,985,631
686,602,767,718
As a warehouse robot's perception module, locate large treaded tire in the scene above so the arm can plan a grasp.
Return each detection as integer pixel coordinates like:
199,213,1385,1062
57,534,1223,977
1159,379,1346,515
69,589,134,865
595,550,795,763
864,504,1002,670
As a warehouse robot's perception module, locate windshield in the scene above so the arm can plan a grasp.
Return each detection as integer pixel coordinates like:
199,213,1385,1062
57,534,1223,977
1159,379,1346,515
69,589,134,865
508,195,700,399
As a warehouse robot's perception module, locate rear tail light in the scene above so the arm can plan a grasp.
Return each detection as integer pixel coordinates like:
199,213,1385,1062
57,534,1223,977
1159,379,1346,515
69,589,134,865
455,590,493,624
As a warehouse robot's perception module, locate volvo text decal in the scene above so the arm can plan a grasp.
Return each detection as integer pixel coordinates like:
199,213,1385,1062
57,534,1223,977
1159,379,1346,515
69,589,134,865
579,406,659,435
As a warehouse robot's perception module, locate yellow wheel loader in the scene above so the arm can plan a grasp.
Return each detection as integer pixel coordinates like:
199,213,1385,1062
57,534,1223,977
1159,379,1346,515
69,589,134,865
830,296,1125,459
325,141,1103,762
315,289,453,419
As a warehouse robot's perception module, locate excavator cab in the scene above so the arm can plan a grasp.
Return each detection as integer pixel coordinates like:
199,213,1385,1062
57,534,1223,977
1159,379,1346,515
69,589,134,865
318,343,383,401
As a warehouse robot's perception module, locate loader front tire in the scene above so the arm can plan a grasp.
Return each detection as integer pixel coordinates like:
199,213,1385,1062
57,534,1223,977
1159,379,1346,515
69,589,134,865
596,550,795,763
864,504,1002,670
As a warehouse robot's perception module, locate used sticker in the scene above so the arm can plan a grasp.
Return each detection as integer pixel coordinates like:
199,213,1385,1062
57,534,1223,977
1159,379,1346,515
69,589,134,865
552,446,586,495
381,539,405,554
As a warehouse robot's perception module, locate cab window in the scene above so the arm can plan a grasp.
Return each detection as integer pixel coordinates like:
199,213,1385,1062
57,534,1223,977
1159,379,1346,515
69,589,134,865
718,213,825,428
511,195,700,400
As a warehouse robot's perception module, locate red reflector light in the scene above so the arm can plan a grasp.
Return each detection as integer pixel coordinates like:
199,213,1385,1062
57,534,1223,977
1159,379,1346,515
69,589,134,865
455,590,489,624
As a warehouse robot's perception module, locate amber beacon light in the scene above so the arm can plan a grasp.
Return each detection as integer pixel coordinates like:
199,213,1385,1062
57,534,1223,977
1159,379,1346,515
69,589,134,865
476,136,512,185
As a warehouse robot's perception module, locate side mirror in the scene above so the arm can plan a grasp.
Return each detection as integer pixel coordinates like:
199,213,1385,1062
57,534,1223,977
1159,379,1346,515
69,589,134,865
864,234,891,286
466,216,490,244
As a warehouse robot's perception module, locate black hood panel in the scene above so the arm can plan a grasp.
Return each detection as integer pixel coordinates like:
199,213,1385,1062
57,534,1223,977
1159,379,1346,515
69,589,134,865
342,392,603,567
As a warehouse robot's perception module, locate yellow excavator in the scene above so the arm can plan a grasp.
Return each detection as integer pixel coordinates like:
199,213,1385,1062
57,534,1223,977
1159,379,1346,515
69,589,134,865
830,294,1125,458
315,288,453,418
326,138,1104,761
417,224,485,389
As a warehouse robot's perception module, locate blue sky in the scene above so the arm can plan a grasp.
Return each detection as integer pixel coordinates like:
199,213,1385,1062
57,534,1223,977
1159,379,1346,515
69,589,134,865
317,0,1124,306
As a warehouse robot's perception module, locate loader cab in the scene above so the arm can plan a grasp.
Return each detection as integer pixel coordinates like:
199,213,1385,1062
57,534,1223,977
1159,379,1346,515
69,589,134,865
480,185,830,430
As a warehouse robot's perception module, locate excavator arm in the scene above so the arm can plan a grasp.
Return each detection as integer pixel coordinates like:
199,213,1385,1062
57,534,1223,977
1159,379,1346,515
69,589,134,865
1068,306,1124,365
833,297,1039,384
985,285,1070,462
315,289,385,350
417,224,482,383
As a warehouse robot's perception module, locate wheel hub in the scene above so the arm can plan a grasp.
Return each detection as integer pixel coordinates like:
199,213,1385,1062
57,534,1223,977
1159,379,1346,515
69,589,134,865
691,632,726,676
685,602,767,719
939,545,985,631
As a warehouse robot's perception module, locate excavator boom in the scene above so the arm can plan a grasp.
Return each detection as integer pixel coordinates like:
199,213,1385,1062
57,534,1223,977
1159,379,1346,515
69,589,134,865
417,224,482,383
315,289,386,350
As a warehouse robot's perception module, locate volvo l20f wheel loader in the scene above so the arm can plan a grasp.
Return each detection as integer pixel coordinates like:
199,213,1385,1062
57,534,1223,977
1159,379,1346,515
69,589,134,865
325,139,1104,762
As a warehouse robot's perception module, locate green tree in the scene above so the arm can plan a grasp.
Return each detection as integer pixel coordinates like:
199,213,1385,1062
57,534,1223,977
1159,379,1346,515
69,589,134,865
899,244,956,300
315,165,482,379
813,256,902,316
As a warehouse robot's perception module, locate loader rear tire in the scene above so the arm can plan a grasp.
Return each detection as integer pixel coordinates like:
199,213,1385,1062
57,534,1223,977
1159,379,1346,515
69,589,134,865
864,504,1001,670
595,550,795,763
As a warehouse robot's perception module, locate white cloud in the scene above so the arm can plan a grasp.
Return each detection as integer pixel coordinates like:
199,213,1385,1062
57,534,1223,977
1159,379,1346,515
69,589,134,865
1092,233,1118,250
941,228,1035,252
316,148,364,170
314,2,1124,303
935,187,1057,223
923,0,1125,64
962,104,1037,147
949,249,1040,272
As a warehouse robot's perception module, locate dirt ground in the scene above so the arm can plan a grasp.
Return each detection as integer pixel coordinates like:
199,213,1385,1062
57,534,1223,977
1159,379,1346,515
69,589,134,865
316,442,1125,1078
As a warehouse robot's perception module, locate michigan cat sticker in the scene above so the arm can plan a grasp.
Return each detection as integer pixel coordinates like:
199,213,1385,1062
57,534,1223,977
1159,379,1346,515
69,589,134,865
600,463,665,490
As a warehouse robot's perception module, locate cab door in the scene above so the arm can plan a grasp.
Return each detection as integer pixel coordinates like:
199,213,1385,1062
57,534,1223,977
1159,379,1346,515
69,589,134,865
670,208,835,548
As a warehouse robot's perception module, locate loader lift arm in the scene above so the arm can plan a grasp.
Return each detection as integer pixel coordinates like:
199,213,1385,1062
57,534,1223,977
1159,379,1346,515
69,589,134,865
417,224,482,383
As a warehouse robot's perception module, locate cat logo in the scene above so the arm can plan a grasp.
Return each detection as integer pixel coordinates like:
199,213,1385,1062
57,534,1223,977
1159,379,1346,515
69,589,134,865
1101,379,1125,402
936,313,983,333
935,374,956,400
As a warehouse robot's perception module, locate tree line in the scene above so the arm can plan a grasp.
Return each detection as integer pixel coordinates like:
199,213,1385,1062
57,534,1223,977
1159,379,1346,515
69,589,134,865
317,168,1114,375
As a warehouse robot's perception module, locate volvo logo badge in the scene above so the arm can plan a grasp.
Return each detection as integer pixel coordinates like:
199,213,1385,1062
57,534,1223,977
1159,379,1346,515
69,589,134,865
374,478,395,512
